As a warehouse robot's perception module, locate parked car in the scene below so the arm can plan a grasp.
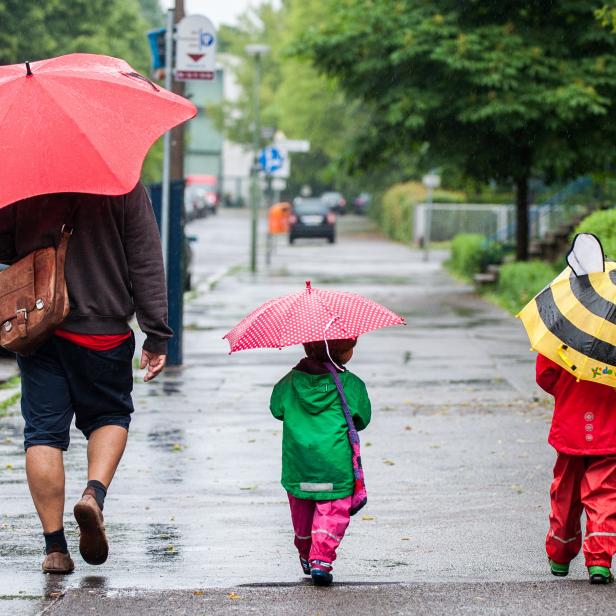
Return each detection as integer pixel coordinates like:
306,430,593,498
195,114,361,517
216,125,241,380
353,192,372,215
289,198,336,244
321,191,347,215
185,175,220,219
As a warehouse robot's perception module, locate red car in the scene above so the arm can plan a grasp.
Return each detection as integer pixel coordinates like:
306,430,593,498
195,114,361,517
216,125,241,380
185,175,220,218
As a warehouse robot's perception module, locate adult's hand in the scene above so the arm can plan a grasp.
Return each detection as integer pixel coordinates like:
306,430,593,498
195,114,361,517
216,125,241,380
140,350,166,382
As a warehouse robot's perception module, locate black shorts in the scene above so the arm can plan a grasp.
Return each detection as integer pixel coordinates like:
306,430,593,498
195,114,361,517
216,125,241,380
17,333,135,450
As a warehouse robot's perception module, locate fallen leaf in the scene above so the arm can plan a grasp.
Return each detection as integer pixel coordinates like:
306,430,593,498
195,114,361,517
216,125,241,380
5,464,13,470
362,515,375,521
228,592,241,600
383,459,395,466
193,590,205,596
404,425,413,431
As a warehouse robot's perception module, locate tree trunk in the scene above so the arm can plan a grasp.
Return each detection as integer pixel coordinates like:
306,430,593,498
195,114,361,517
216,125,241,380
515,176,529,261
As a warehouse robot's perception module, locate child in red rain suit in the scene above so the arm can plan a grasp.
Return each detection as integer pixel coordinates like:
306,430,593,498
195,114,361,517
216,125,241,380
537,353,616,584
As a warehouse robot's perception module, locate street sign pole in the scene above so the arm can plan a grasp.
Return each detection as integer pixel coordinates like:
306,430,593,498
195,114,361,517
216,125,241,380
161,8,174,274
246,45,269,273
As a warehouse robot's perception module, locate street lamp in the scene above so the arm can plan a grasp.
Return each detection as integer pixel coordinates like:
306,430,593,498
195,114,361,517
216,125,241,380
245,44,270,273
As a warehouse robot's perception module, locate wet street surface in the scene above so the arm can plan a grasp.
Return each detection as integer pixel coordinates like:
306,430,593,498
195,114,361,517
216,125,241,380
0,209,603,615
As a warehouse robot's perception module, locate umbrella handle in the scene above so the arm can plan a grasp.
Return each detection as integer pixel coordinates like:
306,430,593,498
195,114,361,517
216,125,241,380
557,345,578,372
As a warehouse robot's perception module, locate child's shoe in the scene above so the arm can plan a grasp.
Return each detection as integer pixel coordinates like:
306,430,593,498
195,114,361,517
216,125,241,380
549,559,569,577
310,560,333,586
588,566,614,584
299,556,311,575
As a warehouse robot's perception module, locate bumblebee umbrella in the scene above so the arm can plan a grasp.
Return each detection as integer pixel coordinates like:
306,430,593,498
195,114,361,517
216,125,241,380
518,233,616,385
0,53,196,208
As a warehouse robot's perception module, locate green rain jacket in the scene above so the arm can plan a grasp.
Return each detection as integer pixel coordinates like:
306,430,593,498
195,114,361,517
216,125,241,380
270,368,372,500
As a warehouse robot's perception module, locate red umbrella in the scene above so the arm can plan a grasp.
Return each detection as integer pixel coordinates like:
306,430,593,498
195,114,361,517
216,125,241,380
0,53,196,208
224,280,405,352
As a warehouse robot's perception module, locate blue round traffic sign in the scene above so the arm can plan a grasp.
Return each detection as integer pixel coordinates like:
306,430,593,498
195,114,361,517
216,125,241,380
258,146,284,173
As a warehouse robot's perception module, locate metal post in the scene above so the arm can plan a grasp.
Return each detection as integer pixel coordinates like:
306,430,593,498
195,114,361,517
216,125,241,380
423,189,433,262
250,52,262,273
161,8,174,275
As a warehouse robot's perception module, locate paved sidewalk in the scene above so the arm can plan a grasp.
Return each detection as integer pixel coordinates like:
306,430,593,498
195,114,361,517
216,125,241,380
0,210,591,616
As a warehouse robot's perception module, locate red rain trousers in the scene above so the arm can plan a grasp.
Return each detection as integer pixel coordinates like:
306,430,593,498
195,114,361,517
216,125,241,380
547,453,616,567
288,493,352,571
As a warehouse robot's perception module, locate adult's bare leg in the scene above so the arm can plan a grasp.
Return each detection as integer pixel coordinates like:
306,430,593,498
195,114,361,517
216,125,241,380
86,425,128,487
74,425,127,566
25,445,65,533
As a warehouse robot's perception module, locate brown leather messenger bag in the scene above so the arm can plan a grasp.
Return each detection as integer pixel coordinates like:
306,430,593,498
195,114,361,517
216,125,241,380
0,206,75,356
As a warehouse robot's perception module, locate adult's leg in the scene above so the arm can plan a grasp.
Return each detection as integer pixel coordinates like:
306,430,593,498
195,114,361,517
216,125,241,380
25,445,65,533
546,452,585,565
87,425,128,487
582,455,616,568
309,495,353,571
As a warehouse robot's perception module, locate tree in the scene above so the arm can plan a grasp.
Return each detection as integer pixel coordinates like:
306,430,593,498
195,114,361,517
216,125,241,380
301,1,616,259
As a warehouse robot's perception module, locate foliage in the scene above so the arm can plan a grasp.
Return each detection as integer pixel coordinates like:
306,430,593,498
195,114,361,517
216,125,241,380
300,1,616,259
447,234,487,280
574,208,616,258
211,0,417,198
597,3,616,32
491,261,558,314
378,181,466,243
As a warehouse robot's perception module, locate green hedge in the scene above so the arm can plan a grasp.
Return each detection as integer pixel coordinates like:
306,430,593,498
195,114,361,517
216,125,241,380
377,181,466,243
573,208,616,258
492,261,558,314
447,234,486,279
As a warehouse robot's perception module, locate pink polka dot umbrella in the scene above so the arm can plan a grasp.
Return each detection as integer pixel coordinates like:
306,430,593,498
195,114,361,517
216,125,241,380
223,280,406,352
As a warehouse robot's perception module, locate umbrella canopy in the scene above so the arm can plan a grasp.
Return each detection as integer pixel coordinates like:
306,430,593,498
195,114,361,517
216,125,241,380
518,233,616,385
0,53,196,208
224,280,405,352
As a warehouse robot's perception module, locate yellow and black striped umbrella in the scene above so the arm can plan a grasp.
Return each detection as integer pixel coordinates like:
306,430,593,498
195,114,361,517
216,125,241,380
518,234,616,385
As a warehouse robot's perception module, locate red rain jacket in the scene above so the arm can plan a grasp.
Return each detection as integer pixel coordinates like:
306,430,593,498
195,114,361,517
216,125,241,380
536,354,616,455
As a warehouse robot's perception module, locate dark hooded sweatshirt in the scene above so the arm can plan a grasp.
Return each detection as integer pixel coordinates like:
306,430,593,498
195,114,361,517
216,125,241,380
0,182,171,354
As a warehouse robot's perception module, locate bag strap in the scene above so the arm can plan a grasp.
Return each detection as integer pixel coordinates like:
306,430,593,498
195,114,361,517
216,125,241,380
324,362,360,445
53,197,78,301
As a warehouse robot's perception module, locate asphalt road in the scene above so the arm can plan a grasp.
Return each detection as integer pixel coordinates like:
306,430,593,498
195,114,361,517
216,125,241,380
0,209,605,615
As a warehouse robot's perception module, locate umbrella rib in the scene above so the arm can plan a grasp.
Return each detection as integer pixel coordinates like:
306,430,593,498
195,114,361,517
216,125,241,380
34,79,127,187
313,290,352,340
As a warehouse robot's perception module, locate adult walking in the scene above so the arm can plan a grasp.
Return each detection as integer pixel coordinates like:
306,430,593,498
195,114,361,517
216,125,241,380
0,182,171,573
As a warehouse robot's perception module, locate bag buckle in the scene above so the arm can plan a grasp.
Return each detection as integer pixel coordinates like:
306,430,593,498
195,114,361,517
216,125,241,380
16,308,28,321
61,224,74,235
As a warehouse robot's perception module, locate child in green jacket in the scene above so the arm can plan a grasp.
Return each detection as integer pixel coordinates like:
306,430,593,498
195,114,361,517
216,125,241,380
270,338,372,586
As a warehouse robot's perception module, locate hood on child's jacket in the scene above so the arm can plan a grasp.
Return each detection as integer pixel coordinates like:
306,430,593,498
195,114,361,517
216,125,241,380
292,370,341,415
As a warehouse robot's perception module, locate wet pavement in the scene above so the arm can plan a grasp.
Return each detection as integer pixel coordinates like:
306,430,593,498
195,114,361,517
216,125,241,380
0,209,599,615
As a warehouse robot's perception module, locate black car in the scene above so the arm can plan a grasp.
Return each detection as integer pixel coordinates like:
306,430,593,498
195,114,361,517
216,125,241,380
289,198,336,244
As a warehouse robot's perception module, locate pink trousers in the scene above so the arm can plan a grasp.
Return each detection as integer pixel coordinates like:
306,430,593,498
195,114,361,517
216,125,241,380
288,493,352,570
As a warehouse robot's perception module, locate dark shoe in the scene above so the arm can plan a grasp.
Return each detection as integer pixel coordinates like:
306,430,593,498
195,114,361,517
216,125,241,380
589,566,614,584
300,557,311,575
311,568,333,586
549,559,569,577
74,494,108,565
42,551,74,574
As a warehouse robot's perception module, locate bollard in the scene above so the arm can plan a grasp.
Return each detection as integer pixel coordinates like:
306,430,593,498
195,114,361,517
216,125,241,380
149,179,185,366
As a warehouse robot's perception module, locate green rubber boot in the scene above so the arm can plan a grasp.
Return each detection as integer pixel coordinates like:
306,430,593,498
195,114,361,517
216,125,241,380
549,560,569,577
588,566,614,584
